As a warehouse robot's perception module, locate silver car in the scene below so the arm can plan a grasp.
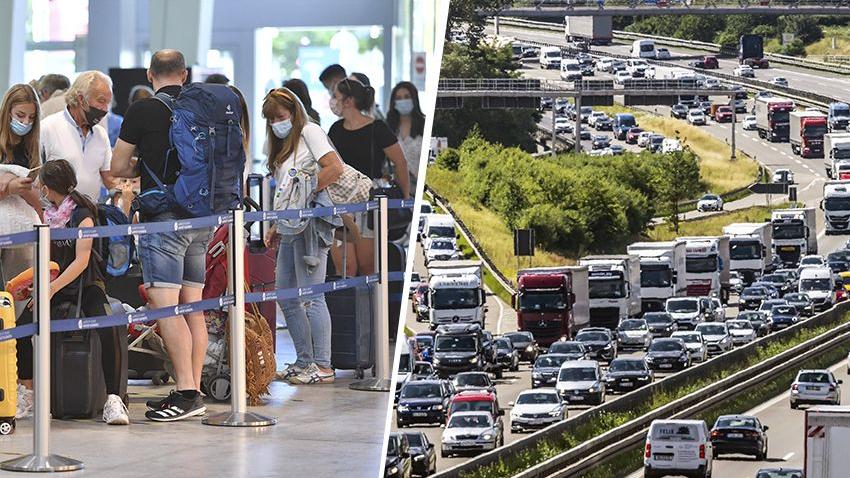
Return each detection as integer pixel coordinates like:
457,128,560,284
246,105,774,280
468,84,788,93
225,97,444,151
725,319,756,345
694,323,733,355
615,319,652,351
671,331,708,362
790,369,842,409
441,411,503,457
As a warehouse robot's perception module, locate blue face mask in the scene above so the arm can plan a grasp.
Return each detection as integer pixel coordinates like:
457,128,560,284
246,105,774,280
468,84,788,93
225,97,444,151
10,117,32,136
394,98,414,116
271,119,292,139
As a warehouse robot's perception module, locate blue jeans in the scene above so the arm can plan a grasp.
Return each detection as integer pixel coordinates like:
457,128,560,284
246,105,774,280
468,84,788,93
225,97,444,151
137,212,212,289
276,231,331,369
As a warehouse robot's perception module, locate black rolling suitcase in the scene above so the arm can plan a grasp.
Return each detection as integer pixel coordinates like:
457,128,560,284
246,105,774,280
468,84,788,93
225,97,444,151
51,328,107,418
326,279,373,378
388,242,406,341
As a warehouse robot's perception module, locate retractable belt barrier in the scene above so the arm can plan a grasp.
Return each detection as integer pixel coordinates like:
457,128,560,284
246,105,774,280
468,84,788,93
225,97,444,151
0,196,412,473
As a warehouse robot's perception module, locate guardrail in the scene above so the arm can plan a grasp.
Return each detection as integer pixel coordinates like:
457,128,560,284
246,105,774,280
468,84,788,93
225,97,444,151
434,300,850,478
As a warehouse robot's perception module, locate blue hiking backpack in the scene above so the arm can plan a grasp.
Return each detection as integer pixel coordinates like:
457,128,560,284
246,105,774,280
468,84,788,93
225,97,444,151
138,83,245,218
97,203,134,277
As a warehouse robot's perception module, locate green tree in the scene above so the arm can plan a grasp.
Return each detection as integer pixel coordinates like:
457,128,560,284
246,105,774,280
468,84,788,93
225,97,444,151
435,148,460,171
652,149,703,234
674,16,725,43
779,16,823,44
446,0,515,51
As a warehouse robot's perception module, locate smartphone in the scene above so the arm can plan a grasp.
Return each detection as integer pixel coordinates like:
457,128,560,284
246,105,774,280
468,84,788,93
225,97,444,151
27,164,42,178
246,173,268,252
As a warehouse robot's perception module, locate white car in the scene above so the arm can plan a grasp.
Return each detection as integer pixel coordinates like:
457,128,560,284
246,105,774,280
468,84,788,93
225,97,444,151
742,115,757,130
555,360,605,405
726,319,757,345
696,194,723,212
770,77,789,88
687,109,706,125
702,78,721,89
773,168,794,184
637,131,655,148
424,237,460,264
614,70,632,85
509,389,567,433
661,138,682,153
588,148,614,157
643,420,714,478
588,111,607,128
441,411,502,457
710,298,726,322
671,331,708,363
597,57,615,72
694,322,733,355
554,117,572,134
733,65,755,78
799,255,825,270
655,48,671,60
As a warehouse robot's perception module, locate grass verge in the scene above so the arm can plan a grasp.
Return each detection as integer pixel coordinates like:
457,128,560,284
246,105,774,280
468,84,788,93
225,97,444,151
647,203,790,242
461,312,850,478
804,26,850,58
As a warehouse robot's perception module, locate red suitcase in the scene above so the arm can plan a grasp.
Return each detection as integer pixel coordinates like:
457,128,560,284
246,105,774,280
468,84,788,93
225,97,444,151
248,248,278,351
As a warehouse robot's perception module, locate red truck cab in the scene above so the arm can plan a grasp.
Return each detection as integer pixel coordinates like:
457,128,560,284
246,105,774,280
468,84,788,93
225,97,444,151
799,116,828,158
515,267,588,346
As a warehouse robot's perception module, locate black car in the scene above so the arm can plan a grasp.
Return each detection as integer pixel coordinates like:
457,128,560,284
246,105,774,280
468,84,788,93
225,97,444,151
396,380,453,427
386,432,412,478
575,328,617,362
760,274,792,296
531,353,571,388
433,324,485,377
404,431,436,477
754,468,802,478
591,135,611,150
603,357,653,393
452,372,496,394
580,63,594,76
670,103,688,119
494,337,520,373
594,116,613,131
645,338,690,371
503,331,540,362
828,259,849,274
643,312,678,338
575,127,591,141
546,340,587,359
784,292,815,316
540,97,553,110
737,310,771,337
740,286,769,310
710,414,769,460
770,305,800,330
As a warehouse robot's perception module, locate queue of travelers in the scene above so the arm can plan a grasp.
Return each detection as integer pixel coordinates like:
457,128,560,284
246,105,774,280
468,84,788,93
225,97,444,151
0,51,423,424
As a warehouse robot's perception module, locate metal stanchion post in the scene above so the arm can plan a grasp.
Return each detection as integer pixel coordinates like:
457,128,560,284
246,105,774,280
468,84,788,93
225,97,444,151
1,225,83,472
350,197,391,391
204,208,276,427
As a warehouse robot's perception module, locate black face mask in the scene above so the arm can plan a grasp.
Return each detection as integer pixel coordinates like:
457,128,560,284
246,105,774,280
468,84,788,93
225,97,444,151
84,104,107,126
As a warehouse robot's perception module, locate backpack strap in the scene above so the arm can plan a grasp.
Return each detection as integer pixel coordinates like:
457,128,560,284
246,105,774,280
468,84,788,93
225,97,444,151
153,91,175,113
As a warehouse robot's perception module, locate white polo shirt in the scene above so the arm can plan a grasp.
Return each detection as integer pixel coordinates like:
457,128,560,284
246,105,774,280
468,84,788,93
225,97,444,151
40,107,111,201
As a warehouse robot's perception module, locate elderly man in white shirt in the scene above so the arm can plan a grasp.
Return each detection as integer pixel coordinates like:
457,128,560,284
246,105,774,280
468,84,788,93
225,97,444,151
40,70,116,201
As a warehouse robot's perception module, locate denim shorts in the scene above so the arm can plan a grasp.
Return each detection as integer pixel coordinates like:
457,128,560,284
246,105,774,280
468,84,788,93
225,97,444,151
137,212,213,289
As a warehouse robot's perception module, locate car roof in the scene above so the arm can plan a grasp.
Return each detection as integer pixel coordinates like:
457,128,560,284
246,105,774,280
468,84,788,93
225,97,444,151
518,388,558,396
452,390,496,400
560,359,599,369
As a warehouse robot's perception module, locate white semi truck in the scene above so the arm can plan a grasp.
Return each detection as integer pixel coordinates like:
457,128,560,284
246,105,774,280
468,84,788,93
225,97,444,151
677,236,731,303
824,133,850,179
626,241,688,313
722,223,773,284
822,180,850,235
427,260,487,329
577,255,641,329
805,406,850,478
564,16,613,46
771,208,818,266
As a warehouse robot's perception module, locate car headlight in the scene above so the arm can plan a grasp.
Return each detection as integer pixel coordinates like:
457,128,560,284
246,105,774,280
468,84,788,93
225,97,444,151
604,344,612,350
433,404,443,411
398,405,408,412
388,466,399,475
792,317,799,322
526,345,534,352
469,357,478,364
721,336,730,343
481,433,494,441
548,409,562,417
645,356,654,362
532,372,542,378
679,354,688,362
637,375,650,380
433,358,441,365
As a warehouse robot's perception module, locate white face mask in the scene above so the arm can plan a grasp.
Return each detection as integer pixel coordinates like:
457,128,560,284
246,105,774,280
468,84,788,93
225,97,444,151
394,98,414,116
329,97,343,117
271,119,292,139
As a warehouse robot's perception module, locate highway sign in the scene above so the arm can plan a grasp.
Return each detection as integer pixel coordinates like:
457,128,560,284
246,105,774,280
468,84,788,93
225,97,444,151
749,183,788,195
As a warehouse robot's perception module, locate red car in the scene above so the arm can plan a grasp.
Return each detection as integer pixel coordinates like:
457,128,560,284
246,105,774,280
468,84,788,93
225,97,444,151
625,127,644,144
714,106,734,123
703,56,719,69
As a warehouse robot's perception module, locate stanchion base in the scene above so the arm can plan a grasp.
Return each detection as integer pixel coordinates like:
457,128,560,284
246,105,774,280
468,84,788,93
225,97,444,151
0,454,84,472
202,411,277,427
349,378,391,392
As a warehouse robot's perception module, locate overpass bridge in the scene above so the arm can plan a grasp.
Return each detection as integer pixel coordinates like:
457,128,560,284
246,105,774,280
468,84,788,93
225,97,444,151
486,0,850,17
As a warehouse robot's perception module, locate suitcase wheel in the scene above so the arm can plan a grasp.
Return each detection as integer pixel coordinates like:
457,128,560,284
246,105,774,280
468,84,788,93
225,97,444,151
208,374,231,402
355,368,364,380
151,373,169,386
0,419,14,436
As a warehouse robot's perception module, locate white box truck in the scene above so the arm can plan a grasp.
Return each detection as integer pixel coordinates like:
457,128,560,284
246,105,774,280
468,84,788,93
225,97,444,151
771,208,817,266
722,223,773,284
427,260,487,329
564,16,613,46
578,255,641,329
626,241,688,313
822,180,850,235
824,133,850,179
805,406,850,478
678,236,731,303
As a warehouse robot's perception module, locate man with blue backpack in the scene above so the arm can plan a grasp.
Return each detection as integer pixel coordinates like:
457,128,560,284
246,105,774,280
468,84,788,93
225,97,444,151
111,49,246,422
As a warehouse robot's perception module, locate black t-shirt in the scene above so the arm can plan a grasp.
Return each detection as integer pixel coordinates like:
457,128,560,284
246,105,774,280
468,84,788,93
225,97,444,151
327,119,398,178
2,142,30,168
51,206,104,298
118,85,182,193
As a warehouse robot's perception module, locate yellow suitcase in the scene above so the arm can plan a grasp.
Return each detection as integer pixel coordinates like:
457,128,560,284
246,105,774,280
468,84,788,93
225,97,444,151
0,291,16,434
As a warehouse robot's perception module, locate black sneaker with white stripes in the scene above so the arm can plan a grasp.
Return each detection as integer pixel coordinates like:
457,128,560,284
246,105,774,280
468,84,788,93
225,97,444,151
145,391,206,422
146,390,180,411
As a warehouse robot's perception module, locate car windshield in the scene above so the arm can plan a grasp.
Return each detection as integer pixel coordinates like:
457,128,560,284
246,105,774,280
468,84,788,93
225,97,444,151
495,339,511,350
609,360,646,372
675,334,701,344
651,423,699,441
716,417,757,428
619,320,647,331
761,275,784,284
785,294,807,302
517,393,559,405
577,332,608,342
401,383,442,399
686,255,718,273
756,470,803,478
739,312,763,322
702,195,719,201
667,299,698,313
386,437,398,456
431,289,480,309
455,374,488,387
559,367,597,381
698,325,726,335
430,240,454,250
413,363,432,375
448,415,490,428
773,223,806,239
427,226,454,238
804,124,828,138
772,306,796,316
519,291,567,312
742,287,766,297
535,355,568,368
549,342,584,354
801,257,822,265
398,353,411,373
618,116,636,128
588,277,625,299
435,336,476,352
450,400,492,414
798,372,830,383
727,321,751,330
731,241,761,260
504,332,531,344
651,136,663,144
415,336,433,348
649,341,683,352
545,51,561,58
825,197,850,211
800,278,831,291
406,434,423,447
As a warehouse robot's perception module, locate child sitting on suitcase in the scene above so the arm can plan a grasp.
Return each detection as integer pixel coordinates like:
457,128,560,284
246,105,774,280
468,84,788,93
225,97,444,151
16,159,129,425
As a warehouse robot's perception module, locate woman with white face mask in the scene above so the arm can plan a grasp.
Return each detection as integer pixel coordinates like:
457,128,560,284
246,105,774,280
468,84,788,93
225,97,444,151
262,87,343,385
386,81,426,192
0,84,44,315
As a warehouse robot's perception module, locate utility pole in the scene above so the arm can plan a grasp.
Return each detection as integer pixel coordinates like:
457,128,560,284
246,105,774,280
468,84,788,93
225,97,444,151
551,108,557,157
730,95,737,160
575,94,582,154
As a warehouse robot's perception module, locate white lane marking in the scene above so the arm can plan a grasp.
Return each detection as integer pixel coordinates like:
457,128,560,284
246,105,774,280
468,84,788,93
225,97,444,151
782,452,795,461
770,146,779,152
801,178,824,192
818,230,826,240
495,291,506,335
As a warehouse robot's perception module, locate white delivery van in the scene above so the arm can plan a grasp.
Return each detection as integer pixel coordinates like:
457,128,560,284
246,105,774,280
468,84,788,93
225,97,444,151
631,39,656,59
799,266,835,311
422,214,456,242
644,419,714,478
